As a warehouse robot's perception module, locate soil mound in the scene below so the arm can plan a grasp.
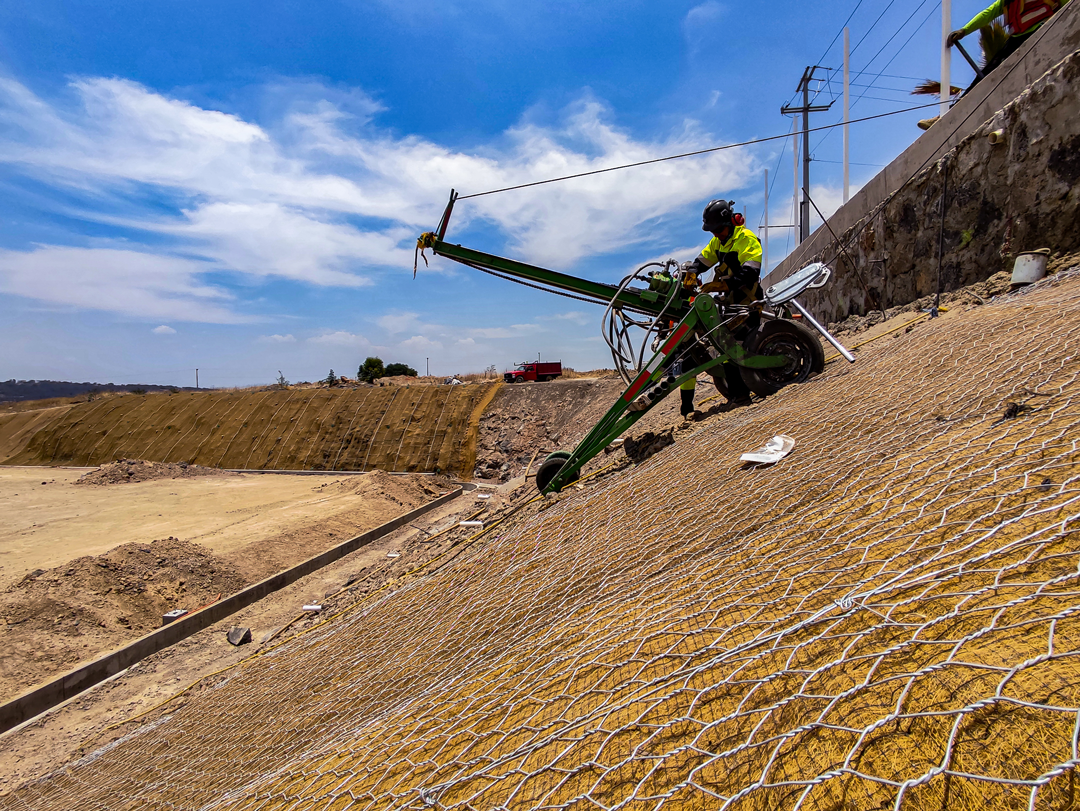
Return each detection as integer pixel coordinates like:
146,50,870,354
311,470,454,506
0,537,246,701
75,459,237,486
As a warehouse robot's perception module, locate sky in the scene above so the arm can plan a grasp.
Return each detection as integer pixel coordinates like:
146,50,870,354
0,0,989,387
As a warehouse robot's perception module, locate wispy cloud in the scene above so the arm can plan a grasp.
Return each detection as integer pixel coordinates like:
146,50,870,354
0,76,756,320
0,246,243,323
152,325,177,334
258,333,296,343
307,330,374,347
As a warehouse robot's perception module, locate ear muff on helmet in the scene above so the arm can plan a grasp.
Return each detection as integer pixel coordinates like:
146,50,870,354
702,199,735,232
732,212,745,226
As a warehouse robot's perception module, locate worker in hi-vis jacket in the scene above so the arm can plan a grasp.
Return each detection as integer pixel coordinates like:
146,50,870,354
949,0,1070,86
682,198,764,408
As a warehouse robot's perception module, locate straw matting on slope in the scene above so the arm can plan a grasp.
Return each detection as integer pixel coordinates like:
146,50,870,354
3,384,496,476
6,275,1080,811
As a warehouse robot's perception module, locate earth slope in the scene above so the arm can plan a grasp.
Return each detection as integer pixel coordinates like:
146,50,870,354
5,271,1080,810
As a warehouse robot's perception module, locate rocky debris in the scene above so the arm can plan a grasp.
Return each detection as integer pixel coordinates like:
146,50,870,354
75,459,238,486
226,627,252,646
473,379,631,481
623,429,675,464
828,272,1014,339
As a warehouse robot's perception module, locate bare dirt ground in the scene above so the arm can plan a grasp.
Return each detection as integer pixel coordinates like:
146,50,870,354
0,482,507,794
0,467,450,703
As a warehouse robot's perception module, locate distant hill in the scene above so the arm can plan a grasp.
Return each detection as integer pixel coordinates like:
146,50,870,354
0,379,201,404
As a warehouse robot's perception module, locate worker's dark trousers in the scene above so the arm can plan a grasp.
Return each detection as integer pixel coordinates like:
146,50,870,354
966,31,1032,92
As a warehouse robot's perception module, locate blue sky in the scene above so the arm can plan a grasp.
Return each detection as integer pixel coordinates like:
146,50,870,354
0,0,987,387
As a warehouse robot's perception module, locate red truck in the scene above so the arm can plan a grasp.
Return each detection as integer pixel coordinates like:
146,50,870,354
504,361,562,383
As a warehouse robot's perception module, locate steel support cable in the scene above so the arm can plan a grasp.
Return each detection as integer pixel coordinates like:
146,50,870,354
455,103,944,201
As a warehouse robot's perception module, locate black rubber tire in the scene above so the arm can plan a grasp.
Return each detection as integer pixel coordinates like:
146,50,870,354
739,319,826,396
535,451,574,494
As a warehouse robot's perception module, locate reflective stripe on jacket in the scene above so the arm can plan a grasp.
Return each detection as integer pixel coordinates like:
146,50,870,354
697,225,763,279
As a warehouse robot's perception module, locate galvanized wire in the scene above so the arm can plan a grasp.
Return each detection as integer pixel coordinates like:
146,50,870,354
5,271,1080,810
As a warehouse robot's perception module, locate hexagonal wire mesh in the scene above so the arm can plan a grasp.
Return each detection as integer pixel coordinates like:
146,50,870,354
5,271,1080,811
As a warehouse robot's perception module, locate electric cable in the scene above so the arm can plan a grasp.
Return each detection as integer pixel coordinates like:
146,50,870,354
457,102,943,201
809,0,940,155
849,0,902,56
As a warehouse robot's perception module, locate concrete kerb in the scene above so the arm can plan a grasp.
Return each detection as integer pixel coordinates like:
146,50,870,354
0,486,463,736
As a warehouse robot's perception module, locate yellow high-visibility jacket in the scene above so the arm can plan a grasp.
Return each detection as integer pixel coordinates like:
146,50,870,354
697,225,763,282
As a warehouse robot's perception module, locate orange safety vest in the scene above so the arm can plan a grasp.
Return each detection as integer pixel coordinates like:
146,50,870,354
1006,0,1060,34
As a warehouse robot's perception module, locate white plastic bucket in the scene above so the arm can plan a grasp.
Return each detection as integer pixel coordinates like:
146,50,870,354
1012,250,1049,285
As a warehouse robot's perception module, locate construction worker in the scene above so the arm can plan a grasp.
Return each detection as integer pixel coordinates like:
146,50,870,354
684,198,763,406
918,0,1068,129
948,0,1069,81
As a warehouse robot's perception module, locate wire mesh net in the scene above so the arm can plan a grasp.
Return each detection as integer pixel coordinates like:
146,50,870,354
5,273,1080,810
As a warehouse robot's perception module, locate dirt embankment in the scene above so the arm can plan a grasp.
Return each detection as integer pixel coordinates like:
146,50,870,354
75,459,237,485
1,385,496,476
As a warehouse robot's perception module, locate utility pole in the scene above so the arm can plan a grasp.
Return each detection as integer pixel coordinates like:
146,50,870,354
781,66,834,243
843,28,850,204
195,368,199,389
426,357,429,377
763,169,768,275
941,0,952,118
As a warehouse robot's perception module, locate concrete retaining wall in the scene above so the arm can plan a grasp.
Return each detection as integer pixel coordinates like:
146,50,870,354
764,2,1080,322
0,487,462,735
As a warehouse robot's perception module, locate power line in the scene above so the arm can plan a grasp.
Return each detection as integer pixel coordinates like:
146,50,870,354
811,0,940,155
849,0,902,56
814,0,870,67
457,102,943,201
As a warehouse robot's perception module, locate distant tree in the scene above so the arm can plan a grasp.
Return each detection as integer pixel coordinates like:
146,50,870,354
276,370,289,389
87,387,100,402
167,386,180,394
384,362,418,377
358,357,386,383
130,387,147,395
324,369,339,387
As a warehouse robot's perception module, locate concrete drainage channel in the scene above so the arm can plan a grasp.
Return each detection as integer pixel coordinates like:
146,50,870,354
0,486,463,736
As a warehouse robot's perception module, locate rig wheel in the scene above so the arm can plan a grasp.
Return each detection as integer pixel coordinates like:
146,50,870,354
535,451,574,494
739,319,825,396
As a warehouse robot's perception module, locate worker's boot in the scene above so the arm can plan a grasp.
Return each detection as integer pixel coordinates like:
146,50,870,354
917,116,940,131
680,388,696,420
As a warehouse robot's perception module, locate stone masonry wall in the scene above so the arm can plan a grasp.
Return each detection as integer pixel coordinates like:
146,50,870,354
785,50,1080,325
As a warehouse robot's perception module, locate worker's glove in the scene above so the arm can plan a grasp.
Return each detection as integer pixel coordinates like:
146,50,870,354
682,271,699,289
946,29,966,47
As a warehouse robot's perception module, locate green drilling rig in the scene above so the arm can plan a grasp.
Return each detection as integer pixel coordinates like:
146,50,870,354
417,191,854,494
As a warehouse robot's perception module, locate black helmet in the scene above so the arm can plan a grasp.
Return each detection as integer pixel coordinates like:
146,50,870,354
702,199,736,232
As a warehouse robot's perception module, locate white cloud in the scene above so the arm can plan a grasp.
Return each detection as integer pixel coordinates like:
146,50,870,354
0,75,757,318
376,311,423,334
259,333,296,343
400,335,442,351
684,3,726,52
550,311,589,325
307,330,373,347
0,246,243,323
152,325,176,334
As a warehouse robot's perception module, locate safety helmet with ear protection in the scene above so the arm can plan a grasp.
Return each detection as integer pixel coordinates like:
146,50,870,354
702,199,745,232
